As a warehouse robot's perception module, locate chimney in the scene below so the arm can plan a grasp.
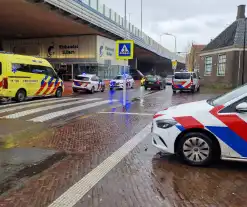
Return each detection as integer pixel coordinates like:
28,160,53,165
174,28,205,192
236,5,246,19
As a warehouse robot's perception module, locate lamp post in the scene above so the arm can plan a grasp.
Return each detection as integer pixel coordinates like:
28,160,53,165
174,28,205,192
160,33,177,73
160,33,177,54
242,18,246,85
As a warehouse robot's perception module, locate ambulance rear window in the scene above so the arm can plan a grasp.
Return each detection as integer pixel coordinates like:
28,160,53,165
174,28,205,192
0,62,2,75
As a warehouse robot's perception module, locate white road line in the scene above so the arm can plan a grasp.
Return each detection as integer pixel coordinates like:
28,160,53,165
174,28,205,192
2,98,102,119
98,112,153,116
48,123,151,207
0,97,59,108
0,98,80,114
29,99,118,122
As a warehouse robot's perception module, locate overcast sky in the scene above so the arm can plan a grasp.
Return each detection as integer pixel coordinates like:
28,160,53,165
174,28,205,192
99,0,246,53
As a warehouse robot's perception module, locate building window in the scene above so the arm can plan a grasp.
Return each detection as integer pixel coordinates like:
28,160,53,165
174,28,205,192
204,56,212,76
217,54,226,76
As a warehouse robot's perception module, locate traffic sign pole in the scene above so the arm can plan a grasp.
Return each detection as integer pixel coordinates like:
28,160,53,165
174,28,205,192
123,66,127,107
123,0,127,107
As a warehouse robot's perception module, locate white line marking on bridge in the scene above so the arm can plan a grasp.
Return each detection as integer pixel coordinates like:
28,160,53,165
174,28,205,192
2,98,102,119
48,123,151,207
29,99,118,122
0,98,80,114
98,112,153,116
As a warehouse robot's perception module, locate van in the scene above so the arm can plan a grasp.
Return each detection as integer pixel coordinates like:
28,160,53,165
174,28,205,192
172,71,200,93
0,52,64,102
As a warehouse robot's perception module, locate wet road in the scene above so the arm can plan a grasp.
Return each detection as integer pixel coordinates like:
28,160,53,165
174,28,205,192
1,87,246,207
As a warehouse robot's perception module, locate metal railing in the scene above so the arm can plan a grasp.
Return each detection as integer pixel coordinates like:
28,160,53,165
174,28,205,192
44,0,185,63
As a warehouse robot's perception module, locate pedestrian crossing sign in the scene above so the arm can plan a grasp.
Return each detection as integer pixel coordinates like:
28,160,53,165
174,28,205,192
116,40,134,60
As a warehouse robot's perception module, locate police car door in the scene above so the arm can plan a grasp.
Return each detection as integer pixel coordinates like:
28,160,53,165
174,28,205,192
192,73,199,89
91,76,99,91
210,97,247,158
95,76,102,91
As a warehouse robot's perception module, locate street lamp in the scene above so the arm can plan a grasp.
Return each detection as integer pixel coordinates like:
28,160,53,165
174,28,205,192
160,33,177,54
242,17,246,85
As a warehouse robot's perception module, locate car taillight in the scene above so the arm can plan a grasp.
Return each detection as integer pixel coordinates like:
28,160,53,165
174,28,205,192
3,78,8,89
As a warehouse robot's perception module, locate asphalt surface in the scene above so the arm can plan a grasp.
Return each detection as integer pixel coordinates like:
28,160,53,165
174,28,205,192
1,86,245,207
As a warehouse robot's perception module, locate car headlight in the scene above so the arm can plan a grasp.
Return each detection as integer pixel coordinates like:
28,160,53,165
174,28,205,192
156,119,177,129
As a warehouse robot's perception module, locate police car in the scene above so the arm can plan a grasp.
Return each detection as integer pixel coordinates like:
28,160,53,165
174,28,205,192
172,70,200,93
72,73,105,94
109,74,135,90
152,84,247,166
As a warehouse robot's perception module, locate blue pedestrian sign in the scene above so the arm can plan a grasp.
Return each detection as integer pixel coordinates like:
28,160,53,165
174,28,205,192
116,40,134,60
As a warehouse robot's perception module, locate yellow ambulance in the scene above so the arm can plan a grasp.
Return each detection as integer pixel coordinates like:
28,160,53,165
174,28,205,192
0,52,64,102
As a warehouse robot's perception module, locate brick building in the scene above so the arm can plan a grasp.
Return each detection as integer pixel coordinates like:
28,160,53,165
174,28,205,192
186,44,205,72
199,5,247,88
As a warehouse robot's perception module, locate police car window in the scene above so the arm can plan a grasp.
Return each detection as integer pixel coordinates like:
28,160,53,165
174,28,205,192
114,76,123,80
0,62,2,75
209,84,247,106
75,76,89,81
12,63,30,73
174,73,191,79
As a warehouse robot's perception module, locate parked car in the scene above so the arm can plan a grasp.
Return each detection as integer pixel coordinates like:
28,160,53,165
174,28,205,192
165,75,173,85
144,75,166,90
109,74,135,90
151,83,247,166
172,71,200,93
72,73,105,94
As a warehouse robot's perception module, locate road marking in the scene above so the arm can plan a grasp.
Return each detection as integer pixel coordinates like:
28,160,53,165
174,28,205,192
0,97,59,108
48,123,151,207
2,98,102,119
98,112,153,116
29,99,118,122
0,98,80,114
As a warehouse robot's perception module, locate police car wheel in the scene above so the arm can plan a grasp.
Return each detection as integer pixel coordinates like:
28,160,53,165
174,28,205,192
73,88,78,93
177,132,214,166
90,86,95,94
15,89,26,102
55,88,63,98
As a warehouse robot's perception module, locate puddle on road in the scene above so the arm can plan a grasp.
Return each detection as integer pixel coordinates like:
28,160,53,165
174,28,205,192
0,149,67,196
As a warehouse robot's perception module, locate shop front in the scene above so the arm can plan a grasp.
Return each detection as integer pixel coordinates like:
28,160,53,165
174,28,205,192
2,35,128,81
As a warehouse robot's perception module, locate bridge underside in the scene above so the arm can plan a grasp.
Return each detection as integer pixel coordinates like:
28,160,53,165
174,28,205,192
0,0,184,73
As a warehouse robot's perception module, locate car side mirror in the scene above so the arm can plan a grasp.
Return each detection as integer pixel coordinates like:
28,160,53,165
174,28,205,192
236,102,247,112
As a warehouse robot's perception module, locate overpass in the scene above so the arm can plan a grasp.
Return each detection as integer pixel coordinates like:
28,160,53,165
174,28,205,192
0,0,185,79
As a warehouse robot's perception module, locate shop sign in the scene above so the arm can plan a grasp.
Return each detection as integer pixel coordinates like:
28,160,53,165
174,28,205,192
99,45,114,57
59,45,78,55
105,46,114,57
